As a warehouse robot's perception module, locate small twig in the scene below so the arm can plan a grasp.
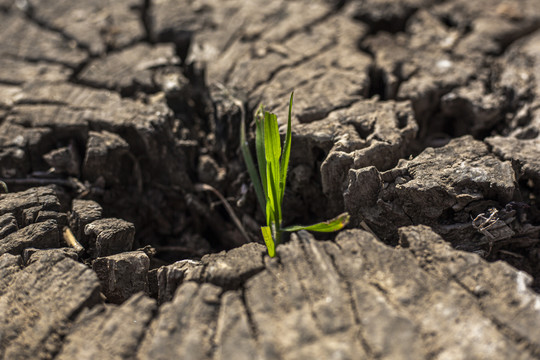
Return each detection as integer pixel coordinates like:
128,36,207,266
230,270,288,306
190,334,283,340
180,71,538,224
497,249,524,258
194,183,251,243
62,226,85,253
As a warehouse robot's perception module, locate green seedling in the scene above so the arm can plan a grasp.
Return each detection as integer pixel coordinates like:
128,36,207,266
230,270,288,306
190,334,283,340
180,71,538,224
241,92,350,257
0,181,7,193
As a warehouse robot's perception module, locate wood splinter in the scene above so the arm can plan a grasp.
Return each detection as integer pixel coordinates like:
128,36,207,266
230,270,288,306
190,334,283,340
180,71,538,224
63,226,85,253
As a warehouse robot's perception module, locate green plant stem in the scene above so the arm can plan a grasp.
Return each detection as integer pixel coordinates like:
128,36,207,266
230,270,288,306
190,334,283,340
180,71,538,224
241,92,349,257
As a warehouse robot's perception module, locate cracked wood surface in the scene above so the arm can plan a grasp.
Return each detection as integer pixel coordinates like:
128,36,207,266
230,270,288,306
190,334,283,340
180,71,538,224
1,187,539,359
1,0,540,358
136,228,540,360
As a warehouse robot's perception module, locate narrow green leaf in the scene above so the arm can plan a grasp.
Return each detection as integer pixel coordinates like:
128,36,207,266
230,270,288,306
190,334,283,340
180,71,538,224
279,92,293,206
266,162,281,229
264,111,282,226
240,109,266,214
282,212,350,233
255,106,267,201
261,226,275,257
264,112,281,165
265,181,275,230
0,181,7,193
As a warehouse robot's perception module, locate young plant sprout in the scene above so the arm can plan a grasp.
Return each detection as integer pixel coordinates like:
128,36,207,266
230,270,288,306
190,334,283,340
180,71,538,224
241,92,350,257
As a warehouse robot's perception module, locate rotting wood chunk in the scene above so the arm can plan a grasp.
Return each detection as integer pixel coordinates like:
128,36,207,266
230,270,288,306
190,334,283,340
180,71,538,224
84,218,135,258
92,251,150,304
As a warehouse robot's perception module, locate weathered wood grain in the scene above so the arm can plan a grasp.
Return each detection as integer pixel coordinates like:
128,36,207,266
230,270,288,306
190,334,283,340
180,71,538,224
57,293,156,360
0,253,100,359
24,0,145,55
0,12,87,67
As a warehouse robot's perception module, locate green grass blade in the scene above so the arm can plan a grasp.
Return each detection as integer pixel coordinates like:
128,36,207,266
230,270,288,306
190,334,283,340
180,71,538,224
240,109,266,214
264,112,281,166
261,226,275,257
266,162,281,229
264,111,282,226
265,169,275,228
282,212,350,233
255,106,267,201
279,92,294,207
